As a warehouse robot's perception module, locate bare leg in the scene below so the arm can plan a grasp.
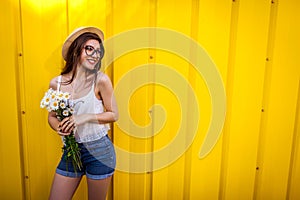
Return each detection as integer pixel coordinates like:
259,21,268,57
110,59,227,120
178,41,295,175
49,173,82,200
87,176,112,200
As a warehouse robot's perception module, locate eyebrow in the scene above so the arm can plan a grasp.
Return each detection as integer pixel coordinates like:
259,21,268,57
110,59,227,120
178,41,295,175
86,44,101,50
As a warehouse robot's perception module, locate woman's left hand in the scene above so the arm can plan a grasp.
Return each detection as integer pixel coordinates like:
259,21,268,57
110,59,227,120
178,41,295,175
59,116,77,133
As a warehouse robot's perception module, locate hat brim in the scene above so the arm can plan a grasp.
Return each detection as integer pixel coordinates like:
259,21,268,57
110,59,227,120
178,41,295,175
62,26,104,61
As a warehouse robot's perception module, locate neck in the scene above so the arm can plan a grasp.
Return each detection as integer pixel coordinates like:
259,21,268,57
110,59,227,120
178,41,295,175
74,66,96,82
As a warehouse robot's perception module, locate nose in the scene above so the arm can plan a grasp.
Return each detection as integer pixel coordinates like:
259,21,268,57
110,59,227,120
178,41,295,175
91,50,100,58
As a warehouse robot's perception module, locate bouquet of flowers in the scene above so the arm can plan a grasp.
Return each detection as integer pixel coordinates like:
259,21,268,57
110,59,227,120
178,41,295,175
40,88,82,172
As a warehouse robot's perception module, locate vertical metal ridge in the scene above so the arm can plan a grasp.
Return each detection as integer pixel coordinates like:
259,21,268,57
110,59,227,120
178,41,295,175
65,0,69,33
15,0,30,199
253,0,278,198
105,0,114,79
286,78,300,199
183,0,200,199
218,0,240,199
148,0,157,199
105,1,114,200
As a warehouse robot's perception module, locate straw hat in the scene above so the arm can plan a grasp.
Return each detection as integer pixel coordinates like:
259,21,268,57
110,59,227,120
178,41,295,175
62,26,104,61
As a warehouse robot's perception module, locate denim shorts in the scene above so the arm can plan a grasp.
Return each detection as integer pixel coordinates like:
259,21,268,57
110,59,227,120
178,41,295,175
56,135,116,180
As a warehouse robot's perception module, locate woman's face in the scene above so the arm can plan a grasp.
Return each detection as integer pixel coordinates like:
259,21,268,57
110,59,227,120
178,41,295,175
79,39,101,71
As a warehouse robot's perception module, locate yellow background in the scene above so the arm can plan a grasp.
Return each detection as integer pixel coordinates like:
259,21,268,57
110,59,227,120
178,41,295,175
0,0,300,199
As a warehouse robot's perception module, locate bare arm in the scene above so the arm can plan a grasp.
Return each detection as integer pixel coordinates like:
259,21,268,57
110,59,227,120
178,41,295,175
47,76,71,136
96,73,119,123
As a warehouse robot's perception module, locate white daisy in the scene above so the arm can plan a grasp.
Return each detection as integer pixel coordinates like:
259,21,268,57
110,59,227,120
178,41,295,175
57,91,64,100
44,97,51,105
60,102,66,109
62,109,69,116
50,100,59,110
40,101,45,108
69,107,74,114
63,92,70,100
50,93,56,100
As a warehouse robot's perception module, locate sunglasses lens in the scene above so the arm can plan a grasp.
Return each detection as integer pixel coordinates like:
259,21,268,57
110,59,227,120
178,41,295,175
84,45,101,57
85,46,94,56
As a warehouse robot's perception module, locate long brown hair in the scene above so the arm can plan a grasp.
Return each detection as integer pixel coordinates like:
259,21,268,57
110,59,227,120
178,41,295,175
61,32,104,85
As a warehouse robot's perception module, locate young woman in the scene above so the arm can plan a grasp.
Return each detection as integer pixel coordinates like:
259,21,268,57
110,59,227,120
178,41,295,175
47,27,118,200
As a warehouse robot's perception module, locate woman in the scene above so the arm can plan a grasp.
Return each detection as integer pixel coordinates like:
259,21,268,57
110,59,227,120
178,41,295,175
47,27,118,200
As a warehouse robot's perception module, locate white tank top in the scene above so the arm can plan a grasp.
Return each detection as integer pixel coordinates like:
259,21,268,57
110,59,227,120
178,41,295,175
57,75,109,143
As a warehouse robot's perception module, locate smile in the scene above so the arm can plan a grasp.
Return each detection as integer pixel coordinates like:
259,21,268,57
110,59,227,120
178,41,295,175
87,59,97,64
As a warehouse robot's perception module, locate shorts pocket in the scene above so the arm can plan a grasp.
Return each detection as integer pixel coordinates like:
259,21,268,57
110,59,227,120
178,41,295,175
83,136,116,169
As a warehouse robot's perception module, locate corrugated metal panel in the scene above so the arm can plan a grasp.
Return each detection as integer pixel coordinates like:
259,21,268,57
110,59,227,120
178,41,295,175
221,0,271,199
254,0,300,199
0,0,299,199
18,0,67,199
0,0,24,199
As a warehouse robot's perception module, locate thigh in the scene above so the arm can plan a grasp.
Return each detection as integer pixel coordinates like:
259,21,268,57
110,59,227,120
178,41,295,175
87,176,112,200
49,173,82,200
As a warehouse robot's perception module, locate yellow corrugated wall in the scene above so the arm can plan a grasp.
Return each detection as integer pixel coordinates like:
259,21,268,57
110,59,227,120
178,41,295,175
0,0,299,199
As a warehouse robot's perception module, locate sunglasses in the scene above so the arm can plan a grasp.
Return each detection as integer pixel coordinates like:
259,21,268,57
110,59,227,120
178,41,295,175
84,45,102,58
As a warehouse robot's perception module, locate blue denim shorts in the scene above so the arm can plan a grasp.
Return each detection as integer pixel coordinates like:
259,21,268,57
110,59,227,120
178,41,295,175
56,135,116,180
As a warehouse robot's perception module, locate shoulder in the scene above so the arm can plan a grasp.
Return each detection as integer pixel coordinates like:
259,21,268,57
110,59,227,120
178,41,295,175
49,76,60,90
96,72,113,88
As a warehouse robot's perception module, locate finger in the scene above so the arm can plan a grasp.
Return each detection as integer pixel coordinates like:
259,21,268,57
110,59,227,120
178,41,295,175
62,118,71,126
58,121,66,129
57,130,70,136
62,121,75,133
61,117,69,123
61,117,72,129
